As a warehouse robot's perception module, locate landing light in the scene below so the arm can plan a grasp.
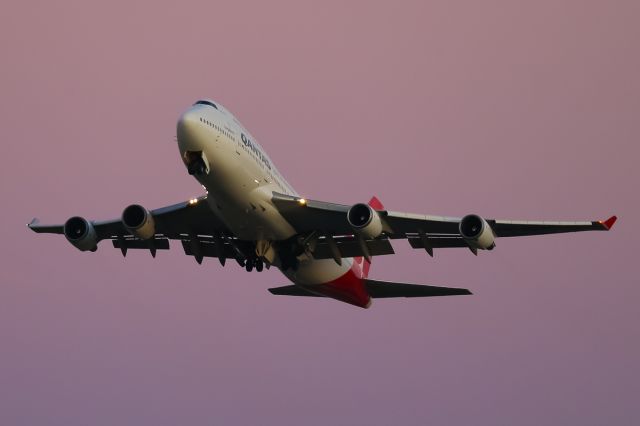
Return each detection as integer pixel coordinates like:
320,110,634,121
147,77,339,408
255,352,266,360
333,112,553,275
189,198,199,205
298,198,307,206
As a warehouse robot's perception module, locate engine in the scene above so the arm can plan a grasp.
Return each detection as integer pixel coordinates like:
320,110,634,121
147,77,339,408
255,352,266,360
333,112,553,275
459,214,496,250
122,204,156,240
347,203,383,239
64,216,98,251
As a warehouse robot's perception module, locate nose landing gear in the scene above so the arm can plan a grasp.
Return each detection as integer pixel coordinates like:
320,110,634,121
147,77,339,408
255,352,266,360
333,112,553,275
184,151,209,176
187,157,208,175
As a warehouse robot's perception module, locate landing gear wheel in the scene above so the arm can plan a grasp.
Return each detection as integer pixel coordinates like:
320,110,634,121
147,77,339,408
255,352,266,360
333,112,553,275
255,259,264,272
245,259,254,272
187,158,207,176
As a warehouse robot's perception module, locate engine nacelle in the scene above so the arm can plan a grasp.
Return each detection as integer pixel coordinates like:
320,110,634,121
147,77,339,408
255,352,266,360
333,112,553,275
122,204,155,240
347,203,383,239
64,216,98,251
459,214,496,250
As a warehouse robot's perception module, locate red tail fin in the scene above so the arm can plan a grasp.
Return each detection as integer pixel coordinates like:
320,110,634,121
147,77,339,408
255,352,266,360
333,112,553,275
368,196,384,211
357,196,384,279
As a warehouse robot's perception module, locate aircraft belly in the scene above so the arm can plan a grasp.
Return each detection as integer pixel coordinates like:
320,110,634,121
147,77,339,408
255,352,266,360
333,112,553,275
200,145,296,241
283,258,354,285
282,258,372,308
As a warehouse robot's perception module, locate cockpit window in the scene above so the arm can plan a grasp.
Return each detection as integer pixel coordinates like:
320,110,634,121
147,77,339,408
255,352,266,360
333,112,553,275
194,100,218,110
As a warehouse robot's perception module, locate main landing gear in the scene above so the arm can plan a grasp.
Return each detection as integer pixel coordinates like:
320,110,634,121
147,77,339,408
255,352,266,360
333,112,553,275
243,257,264,272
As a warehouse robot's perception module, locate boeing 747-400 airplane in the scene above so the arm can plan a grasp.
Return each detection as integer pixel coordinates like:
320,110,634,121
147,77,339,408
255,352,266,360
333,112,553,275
29,99,617,308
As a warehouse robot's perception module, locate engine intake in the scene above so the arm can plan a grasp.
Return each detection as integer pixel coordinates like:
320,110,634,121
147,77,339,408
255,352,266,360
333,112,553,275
122,204,156,240
459,214,495,250
64,216,98,251
347,203,383,239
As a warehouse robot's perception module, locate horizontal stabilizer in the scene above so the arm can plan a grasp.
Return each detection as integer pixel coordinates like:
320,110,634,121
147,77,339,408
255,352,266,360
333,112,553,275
268,280,471,299
363,279,471,298
268,285,322,297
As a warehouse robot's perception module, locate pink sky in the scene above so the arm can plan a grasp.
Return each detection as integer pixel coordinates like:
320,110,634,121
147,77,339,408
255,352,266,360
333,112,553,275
1,1,638,425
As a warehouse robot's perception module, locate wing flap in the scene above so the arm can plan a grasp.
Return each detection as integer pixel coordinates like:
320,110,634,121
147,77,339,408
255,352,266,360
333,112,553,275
181,239,238,259
383,211,461,236
113,238,170,250
407,235,468,249
312,237,395,260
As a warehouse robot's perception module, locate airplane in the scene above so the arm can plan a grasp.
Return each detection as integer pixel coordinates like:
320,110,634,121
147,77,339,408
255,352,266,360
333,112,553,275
28,99,617,308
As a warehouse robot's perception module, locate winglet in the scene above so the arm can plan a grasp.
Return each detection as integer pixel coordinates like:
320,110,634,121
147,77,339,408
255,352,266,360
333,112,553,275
599,215,617,230
27,218,39,229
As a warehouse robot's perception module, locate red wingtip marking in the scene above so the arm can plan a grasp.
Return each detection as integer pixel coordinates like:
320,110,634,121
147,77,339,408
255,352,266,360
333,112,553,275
368,196,384,210
600,215,617,230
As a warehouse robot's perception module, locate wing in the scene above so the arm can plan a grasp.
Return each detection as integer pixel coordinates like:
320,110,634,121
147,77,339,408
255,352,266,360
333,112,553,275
28,196,244,262
271,192,616,260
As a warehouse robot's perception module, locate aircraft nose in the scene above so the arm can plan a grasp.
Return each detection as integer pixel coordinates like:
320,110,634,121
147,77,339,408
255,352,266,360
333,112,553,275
176,109,210,176
176,110,202,150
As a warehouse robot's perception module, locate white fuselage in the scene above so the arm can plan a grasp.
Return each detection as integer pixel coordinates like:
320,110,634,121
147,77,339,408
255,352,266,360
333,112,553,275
176,100,356,286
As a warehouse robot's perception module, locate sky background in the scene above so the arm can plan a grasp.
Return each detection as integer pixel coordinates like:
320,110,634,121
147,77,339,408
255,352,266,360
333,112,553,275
1,1,638,425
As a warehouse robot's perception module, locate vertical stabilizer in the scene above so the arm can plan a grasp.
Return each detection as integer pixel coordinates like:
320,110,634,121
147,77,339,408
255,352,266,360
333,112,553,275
356,196,384,279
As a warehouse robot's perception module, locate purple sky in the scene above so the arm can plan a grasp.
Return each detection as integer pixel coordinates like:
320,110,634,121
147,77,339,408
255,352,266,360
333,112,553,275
1,1,638,425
